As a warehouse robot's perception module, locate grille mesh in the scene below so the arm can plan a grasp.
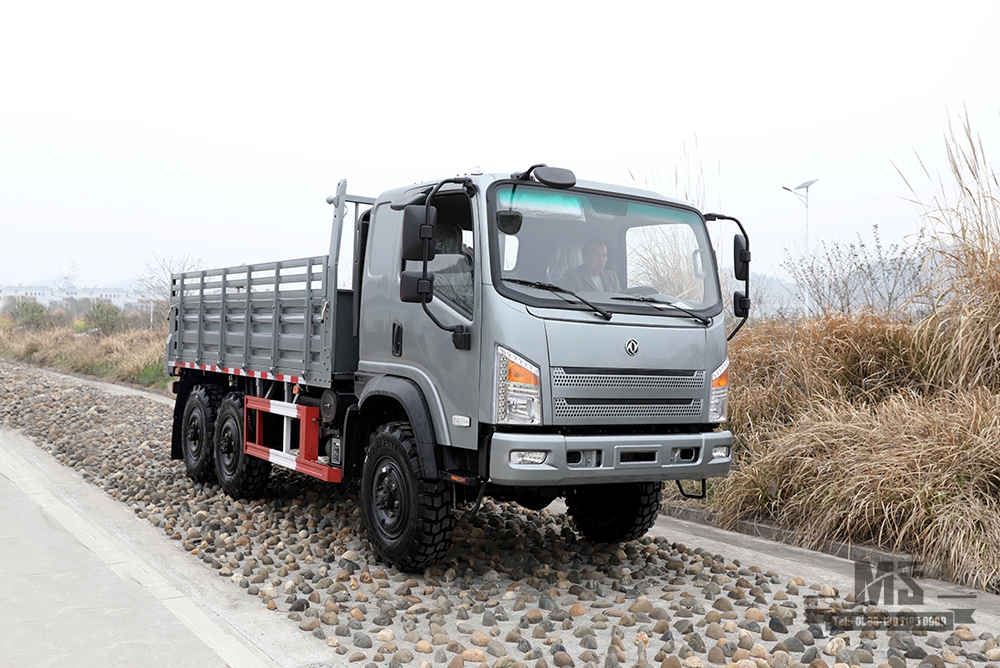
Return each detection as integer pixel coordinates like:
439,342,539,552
554,398,703,419
552,368,704,389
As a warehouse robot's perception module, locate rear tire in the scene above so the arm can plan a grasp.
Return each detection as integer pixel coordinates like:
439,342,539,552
566,481,662,543
214,393,271,499
181,385,224,483
361,422,454,571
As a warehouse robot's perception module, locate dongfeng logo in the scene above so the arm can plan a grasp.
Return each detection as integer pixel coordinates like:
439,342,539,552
625,339,639,356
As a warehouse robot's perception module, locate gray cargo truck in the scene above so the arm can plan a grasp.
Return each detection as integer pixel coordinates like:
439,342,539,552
166,164,751,570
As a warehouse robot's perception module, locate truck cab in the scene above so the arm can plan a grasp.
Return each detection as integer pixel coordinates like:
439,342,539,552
350,165,748,567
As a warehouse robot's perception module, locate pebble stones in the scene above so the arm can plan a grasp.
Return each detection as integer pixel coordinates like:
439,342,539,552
1,360,996,668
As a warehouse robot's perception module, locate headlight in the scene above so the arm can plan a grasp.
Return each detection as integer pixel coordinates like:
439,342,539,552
708,358,729,423
494,345,542,425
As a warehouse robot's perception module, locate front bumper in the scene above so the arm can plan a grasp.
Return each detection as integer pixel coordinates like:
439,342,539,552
488,430,732,486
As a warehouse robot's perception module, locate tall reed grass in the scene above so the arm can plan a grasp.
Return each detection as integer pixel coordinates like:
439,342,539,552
908,113,1000,391
719,112,1000,592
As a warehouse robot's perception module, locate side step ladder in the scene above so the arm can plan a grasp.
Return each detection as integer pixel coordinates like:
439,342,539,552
244,396,342,483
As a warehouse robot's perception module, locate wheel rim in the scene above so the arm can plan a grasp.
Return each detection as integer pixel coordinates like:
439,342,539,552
218,416,240,477
184,412,204,460
371,456,408,541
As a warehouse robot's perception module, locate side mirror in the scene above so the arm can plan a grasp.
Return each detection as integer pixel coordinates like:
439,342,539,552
733,234,751,282
401,205,438,262
400,271,434,303
533,166,576,189
733,291,751,318
497,210,522,235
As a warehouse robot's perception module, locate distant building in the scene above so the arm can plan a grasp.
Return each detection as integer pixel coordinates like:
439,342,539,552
0,285,135,309
0,285,57,305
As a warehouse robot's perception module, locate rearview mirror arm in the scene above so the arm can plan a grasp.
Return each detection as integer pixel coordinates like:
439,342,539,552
419,176,475,351
706,213,751,340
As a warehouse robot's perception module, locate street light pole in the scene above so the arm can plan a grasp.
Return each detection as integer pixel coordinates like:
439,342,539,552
783,178,819,313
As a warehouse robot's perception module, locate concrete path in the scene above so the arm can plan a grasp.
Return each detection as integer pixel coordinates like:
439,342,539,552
0,428,328,668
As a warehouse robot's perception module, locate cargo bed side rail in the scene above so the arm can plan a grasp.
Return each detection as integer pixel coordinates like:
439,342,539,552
167,256,331,385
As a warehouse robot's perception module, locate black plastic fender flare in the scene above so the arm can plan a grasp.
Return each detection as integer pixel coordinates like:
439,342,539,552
356,375,439,479
170,381,192,460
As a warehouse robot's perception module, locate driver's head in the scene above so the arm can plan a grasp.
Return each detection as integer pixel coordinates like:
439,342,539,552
581,239,607,276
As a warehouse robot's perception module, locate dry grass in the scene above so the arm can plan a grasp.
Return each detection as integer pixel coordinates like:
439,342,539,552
907,113,1000,392
0,325,166,386
727,314,922,442
715,112,1000,592
718,389,1000,591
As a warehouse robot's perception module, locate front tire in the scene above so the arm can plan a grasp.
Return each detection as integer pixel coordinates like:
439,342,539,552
361,422,454,571
213,393,271,499
181,385,224,483
566,481,662,543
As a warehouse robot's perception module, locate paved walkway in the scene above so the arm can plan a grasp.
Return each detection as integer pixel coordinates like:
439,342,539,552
0,428,322,668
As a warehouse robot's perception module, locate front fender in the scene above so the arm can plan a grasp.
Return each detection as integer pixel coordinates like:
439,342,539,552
358,375,439,479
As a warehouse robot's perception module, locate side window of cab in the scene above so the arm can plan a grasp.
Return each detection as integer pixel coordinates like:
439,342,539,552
406,192,475,315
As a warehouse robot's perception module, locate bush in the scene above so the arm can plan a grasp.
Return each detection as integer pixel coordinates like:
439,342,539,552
135,363,169,388
85,302,123,336
909,112,1000,392
781,224,932,319
717,390,1000,591
11,300,49,331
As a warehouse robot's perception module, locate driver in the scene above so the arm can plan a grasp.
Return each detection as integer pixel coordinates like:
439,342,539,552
561,238,620,293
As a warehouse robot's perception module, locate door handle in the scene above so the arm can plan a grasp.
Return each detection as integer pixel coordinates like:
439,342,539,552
391,321,403,357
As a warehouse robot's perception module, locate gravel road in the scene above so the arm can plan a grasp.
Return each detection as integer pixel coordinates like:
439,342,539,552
2,359,998,668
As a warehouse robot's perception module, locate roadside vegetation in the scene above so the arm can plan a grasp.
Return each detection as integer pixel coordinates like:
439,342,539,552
723,112,1000,593
0,253,198,390
2,115,999,591
0,317,168,389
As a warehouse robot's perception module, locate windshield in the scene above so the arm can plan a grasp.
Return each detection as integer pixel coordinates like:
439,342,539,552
489,184,722,316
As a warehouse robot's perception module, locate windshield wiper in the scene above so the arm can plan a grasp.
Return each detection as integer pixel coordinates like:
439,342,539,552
503,279,613,321
611,295,711,325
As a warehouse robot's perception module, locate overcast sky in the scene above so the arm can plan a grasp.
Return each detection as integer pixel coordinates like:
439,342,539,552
2,1,998,289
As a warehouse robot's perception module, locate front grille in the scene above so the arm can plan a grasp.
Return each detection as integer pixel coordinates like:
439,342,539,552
553,398,703,419
552,367,705,389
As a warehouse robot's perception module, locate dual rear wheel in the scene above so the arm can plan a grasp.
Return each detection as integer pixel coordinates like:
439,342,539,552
180,386,270,498
180,385,224,483
213,393,271,499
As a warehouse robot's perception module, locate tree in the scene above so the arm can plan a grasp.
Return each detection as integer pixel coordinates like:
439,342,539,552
86,302,123,336
56,262,78,298
132,253,203,328
12,300,49,330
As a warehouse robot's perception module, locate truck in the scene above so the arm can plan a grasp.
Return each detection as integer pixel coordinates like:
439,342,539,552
166,164,752,571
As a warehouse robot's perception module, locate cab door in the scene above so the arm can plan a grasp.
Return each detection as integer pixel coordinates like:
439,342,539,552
392,189,481,450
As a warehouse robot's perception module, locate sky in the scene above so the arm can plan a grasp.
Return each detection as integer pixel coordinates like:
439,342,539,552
2,0,999,290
